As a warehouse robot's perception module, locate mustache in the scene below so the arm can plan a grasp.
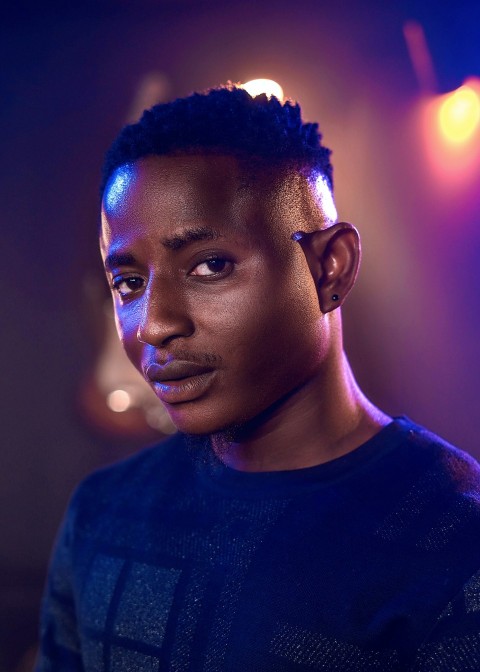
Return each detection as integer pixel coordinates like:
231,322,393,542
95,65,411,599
150,350,222,366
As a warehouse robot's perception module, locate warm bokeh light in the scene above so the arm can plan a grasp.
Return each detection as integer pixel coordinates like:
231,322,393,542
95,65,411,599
107,389,132,412
419,77,480,187
438,85,480,144
241,78,284,101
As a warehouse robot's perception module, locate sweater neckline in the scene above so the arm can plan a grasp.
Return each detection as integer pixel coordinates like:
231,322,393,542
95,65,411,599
193,416,414,498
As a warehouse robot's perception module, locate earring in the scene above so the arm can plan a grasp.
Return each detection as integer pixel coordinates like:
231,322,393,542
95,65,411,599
332,294,340,301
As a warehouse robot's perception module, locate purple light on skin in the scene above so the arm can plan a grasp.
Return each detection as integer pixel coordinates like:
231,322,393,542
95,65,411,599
313,174,338,223
104,164,136,213
291,231,304,241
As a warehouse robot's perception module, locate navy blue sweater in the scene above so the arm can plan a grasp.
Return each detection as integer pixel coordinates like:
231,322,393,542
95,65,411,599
37,418,480,671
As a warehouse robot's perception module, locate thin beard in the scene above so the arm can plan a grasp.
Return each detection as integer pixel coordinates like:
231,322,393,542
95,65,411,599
183,381,306,463
183,432,213,467
183,422,246,466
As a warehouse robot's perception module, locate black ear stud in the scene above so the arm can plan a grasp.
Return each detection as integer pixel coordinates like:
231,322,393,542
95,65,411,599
332,294,340,301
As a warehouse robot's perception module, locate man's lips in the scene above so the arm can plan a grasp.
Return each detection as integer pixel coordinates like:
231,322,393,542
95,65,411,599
145,361,215,383
144,361,216,404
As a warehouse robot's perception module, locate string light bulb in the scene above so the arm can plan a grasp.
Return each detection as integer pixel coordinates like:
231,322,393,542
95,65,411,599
241,79,284,101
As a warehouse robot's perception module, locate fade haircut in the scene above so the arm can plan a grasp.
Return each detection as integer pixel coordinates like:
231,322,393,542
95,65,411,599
101,84,333,196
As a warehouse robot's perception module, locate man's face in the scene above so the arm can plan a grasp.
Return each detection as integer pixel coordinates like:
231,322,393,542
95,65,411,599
100,154,328,435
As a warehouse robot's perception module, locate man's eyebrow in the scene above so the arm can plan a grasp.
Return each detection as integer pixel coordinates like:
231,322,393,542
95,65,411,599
104,252,136,272
161,226,222,250
104,227,223,271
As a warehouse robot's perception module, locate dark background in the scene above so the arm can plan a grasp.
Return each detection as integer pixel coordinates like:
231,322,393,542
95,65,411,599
2,1,480,669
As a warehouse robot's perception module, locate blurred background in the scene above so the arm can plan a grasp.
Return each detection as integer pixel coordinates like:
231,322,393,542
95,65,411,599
1,0,480,669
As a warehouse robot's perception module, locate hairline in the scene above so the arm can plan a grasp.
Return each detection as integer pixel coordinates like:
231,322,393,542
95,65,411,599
102,148,331,200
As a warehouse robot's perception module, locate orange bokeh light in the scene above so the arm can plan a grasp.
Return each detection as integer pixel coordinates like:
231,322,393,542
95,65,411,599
438,85,480,144
419,77,480,188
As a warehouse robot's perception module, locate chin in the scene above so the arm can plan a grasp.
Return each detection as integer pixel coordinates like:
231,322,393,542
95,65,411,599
163,403,241,438
161,379,299,438
164,397,279,441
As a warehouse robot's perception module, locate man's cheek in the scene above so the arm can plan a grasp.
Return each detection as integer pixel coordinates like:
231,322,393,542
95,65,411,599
113,308,126,342
114,310,141,360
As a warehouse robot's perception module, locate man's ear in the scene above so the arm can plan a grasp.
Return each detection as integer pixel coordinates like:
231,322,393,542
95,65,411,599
294,222,361,313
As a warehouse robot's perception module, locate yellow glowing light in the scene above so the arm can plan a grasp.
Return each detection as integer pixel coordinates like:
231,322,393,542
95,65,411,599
438,85,480,144
107,389,132,413
241,79,284,101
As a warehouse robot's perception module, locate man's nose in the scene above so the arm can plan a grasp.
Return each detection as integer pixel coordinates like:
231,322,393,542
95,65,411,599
136,279,194,346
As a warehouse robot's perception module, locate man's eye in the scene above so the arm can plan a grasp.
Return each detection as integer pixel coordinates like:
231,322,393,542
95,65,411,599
112,276,144,297
190,258,232,277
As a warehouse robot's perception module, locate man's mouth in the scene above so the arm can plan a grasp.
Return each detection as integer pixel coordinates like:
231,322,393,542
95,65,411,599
145,361,216,404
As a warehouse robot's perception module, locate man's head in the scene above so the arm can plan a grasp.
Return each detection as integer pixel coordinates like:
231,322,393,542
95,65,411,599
100,86,360,436
101,85,334,198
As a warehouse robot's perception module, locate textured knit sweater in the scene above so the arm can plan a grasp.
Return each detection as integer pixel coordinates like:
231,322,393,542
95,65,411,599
36,417,480,671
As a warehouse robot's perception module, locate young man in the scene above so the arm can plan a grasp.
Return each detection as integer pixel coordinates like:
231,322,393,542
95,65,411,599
37,86,480,671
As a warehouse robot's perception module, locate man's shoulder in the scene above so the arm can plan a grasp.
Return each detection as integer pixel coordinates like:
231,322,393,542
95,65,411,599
398,416,480,495
69,432,189,516
373,417,480,554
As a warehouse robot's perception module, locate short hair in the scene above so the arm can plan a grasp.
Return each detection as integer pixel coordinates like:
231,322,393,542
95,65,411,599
101,84,333,196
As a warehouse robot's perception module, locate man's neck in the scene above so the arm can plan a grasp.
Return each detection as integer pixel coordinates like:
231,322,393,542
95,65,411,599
210,353,391,473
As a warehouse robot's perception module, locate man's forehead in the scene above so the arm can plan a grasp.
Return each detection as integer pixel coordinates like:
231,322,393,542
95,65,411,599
105,153,250,188
102,153,335,237
100,155,262,251
103,153,309,203
103,154,259,217
103,163,137,213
